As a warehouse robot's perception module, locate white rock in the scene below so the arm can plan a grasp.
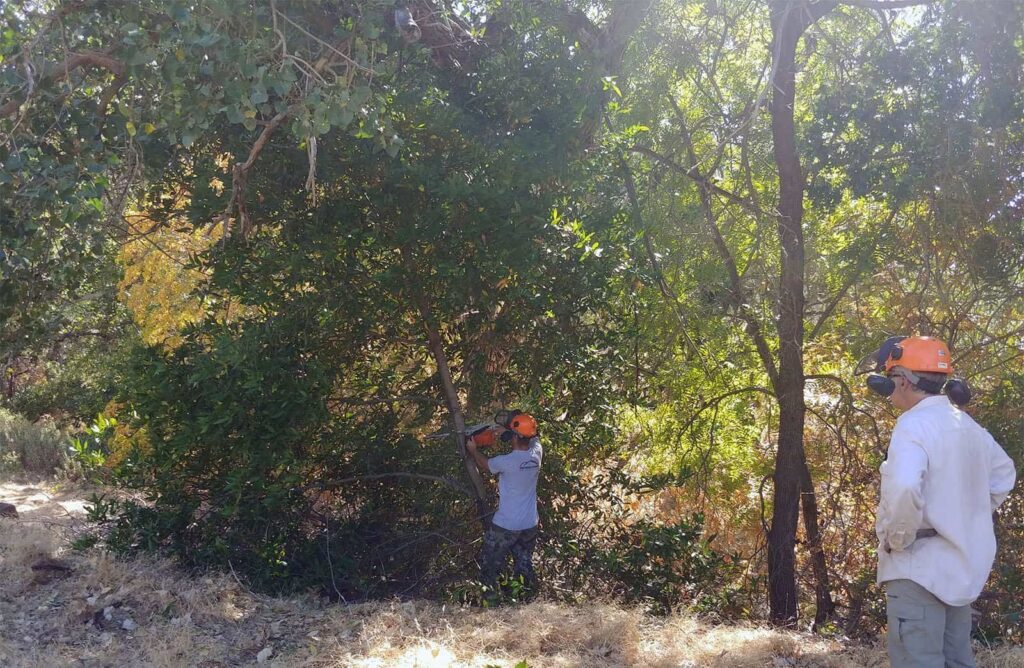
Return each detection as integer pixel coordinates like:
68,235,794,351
121,618,138,632
257,646,273,663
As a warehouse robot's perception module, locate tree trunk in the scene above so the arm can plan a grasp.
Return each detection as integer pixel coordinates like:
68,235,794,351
418,304,492,526
402,252,490,526
800,461,837,625
766,2,812,626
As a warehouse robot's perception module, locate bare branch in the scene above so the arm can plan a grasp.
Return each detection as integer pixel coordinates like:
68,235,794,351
328,394,444,407
618,155,712,374
676,386,775,438
662,108,780,388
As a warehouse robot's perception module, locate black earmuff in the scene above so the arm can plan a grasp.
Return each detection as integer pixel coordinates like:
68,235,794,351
867,374,896,398
944,378,972,406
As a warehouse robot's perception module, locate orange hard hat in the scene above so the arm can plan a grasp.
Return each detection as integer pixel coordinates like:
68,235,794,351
884,336,953,375
508,413,537,438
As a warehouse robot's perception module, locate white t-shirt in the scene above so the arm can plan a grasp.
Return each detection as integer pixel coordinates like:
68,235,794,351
876,395,1017,606
488,437,542,531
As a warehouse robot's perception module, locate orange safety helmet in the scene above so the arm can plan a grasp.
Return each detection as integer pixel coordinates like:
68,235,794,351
507,413,538,438
883,336,953,375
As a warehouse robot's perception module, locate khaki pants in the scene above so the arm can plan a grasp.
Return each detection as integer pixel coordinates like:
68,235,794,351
885,579,975,668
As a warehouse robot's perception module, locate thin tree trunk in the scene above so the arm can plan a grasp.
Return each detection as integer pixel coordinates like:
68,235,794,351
420,304,489,508
800,462,837,625
767,2,811,626
400,245,490,524
417,302,491,525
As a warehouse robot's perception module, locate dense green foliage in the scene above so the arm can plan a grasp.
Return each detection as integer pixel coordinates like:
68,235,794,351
2,0,1022,635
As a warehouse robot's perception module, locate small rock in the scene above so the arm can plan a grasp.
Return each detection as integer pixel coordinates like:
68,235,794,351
256,646,273,663
121,618,138,632
0,502,17,518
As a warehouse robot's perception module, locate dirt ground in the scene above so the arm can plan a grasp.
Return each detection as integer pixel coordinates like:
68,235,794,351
1,478,1021,667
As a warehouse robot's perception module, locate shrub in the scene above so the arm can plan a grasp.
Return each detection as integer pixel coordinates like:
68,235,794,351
0,408,67,474
540,465,737,615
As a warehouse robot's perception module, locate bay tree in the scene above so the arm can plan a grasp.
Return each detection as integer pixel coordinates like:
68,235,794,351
4,0,654,593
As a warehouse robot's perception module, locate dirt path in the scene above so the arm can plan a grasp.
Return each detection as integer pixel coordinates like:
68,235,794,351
1,478,91,521
1,478,1021,667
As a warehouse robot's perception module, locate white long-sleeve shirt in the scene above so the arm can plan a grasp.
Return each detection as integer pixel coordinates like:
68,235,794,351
876,395,1016,606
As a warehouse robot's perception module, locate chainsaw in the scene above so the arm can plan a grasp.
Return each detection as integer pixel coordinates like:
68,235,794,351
425,409,523,448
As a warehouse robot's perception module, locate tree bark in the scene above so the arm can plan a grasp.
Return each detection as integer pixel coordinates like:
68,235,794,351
766,0,827,625
800,461,837,625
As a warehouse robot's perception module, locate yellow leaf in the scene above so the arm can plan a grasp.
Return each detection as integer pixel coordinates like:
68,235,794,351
125,121,137,137
143,123,156,134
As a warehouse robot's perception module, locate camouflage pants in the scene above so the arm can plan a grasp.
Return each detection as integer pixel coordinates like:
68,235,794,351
480,524,538,589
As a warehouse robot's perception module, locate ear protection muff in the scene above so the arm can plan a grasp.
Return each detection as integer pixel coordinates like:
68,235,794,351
944,378,972,406
866,372,972,406
867,374,896,398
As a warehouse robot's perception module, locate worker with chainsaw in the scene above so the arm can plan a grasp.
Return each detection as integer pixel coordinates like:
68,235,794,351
465,409,543,594
857,336,1016,667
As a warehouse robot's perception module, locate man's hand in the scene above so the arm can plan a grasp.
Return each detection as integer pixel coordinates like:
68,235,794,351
465,437,490,474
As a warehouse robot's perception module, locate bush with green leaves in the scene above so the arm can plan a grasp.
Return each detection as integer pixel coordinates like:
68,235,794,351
90,0,646,599
61,413,118,480
539,465,737,615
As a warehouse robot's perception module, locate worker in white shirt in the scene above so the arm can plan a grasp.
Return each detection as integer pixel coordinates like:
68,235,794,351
857,336,1016,667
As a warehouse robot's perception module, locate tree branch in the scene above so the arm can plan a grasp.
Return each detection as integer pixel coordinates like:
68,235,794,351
629,145,761,217
1,51,125,120
662,108,780,388
676,386,775,437
618,155,711,374
216,107,294,237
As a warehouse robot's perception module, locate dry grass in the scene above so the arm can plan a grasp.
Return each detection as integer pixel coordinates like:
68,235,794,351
1,479,1022,668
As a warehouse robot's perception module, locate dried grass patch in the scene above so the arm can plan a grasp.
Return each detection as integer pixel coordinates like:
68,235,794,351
1,479,1021,668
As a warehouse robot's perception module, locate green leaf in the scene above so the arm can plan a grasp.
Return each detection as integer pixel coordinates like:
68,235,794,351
250,87,269,105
